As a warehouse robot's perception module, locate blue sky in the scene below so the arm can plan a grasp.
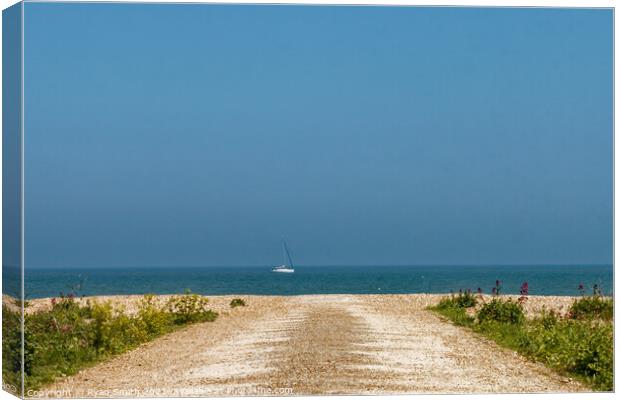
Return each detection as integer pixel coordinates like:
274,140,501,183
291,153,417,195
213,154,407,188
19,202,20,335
24,4,612,267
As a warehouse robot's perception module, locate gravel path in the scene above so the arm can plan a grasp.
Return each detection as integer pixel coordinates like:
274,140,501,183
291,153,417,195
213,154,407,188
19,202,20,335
40,295,584,397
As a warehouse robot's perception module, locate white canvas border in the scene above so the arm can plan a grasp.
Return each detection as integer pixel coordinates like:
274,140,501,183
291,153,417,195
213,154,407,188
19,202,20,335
0,1,615,400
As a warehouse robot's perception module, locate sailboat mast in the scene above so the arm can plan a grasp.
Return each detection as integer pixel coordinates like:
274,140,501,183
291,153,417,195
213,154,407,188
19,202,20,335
283,240,294,268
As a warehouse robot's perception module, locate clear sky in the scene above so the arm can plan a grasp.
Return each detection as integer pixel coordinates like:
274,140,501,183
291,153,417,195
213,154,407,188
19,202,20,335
24,4,613,268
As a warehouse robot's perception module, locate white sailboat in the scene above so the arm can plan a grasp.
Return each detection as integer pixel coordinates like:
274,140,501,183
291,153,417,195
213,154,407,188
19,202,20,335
272,240,295,273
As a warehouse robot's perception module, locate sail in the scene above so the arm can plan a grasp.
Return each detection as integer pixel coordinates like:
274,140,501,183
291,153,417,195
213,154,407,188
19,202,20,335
282,240,294,268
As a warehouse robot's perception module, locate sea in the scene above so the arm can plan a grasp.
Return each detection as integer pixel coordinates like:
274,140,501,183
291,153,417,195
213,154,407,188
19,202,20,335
14,264,614,299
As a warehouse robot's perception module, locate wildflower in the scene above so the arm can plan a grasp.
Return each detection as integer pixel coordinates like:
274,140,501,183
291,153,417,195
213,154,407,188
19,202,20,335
493,280,502,296
518,281,529,305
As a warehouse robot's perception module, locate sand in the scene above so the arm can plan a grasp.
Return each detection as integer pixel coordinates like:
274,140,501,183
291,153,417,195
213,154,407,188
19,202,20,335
27,293,589,397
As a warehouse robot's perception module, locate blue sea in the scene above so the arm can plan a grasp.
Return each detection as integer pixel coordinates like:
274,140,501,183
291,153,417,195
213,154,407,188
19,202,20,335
20,264,613,299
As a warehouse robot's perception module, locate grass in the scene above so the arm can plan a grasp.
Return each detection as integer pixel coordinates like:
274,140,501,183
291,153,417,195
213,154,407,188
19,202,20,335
430,291,613,391
2,291,219,394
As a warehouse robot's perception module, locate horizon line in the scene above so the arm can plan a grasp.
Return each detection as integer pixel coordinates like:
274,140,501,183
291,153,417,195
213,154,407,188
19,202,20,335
19,263,614,270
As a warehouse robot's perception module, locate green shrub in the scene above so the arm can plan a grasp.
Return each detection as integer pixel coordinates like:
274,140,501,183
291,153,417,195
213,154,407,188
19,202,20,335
519,312,613,391
230,298,246,308
431,295,475,327
477,298,524,325
3,292,219,392
137,294,173,337
436,291,477,309
538,308,560,330
454,291,477,308
2,304,23,392
166,290,218,324
436,296,458,310
89,301,116,353
432,291,613,391
569,296,612,321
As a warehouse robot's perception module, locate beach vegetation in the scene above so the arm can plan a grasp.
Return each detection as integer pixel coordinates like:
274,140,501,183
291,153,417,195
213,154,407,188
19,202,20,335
230,298,246,308
518,309,612,390
137,294,173,337
2,291,218,394
2,303,25,391
439,289,477,309
568,294,612,322
430,286,613,391
166,290,217,324
477,298,524,325
434,301,474,327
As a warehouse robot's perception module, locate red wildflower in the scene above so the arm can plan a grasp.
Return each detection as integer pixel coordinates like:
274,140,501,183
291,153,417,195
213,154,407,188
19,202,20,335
518,281,529,305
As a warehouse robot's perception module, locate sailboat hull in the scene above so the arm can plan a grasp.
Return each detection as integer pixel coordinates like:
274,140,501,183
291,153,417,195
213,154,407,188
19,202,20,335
272,266,295,273
272,269,294,273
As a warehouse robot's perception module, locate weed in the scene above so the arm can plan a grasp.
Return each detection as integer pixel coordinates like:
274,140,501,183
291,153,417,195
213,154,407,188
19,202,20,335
230,298,246,308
